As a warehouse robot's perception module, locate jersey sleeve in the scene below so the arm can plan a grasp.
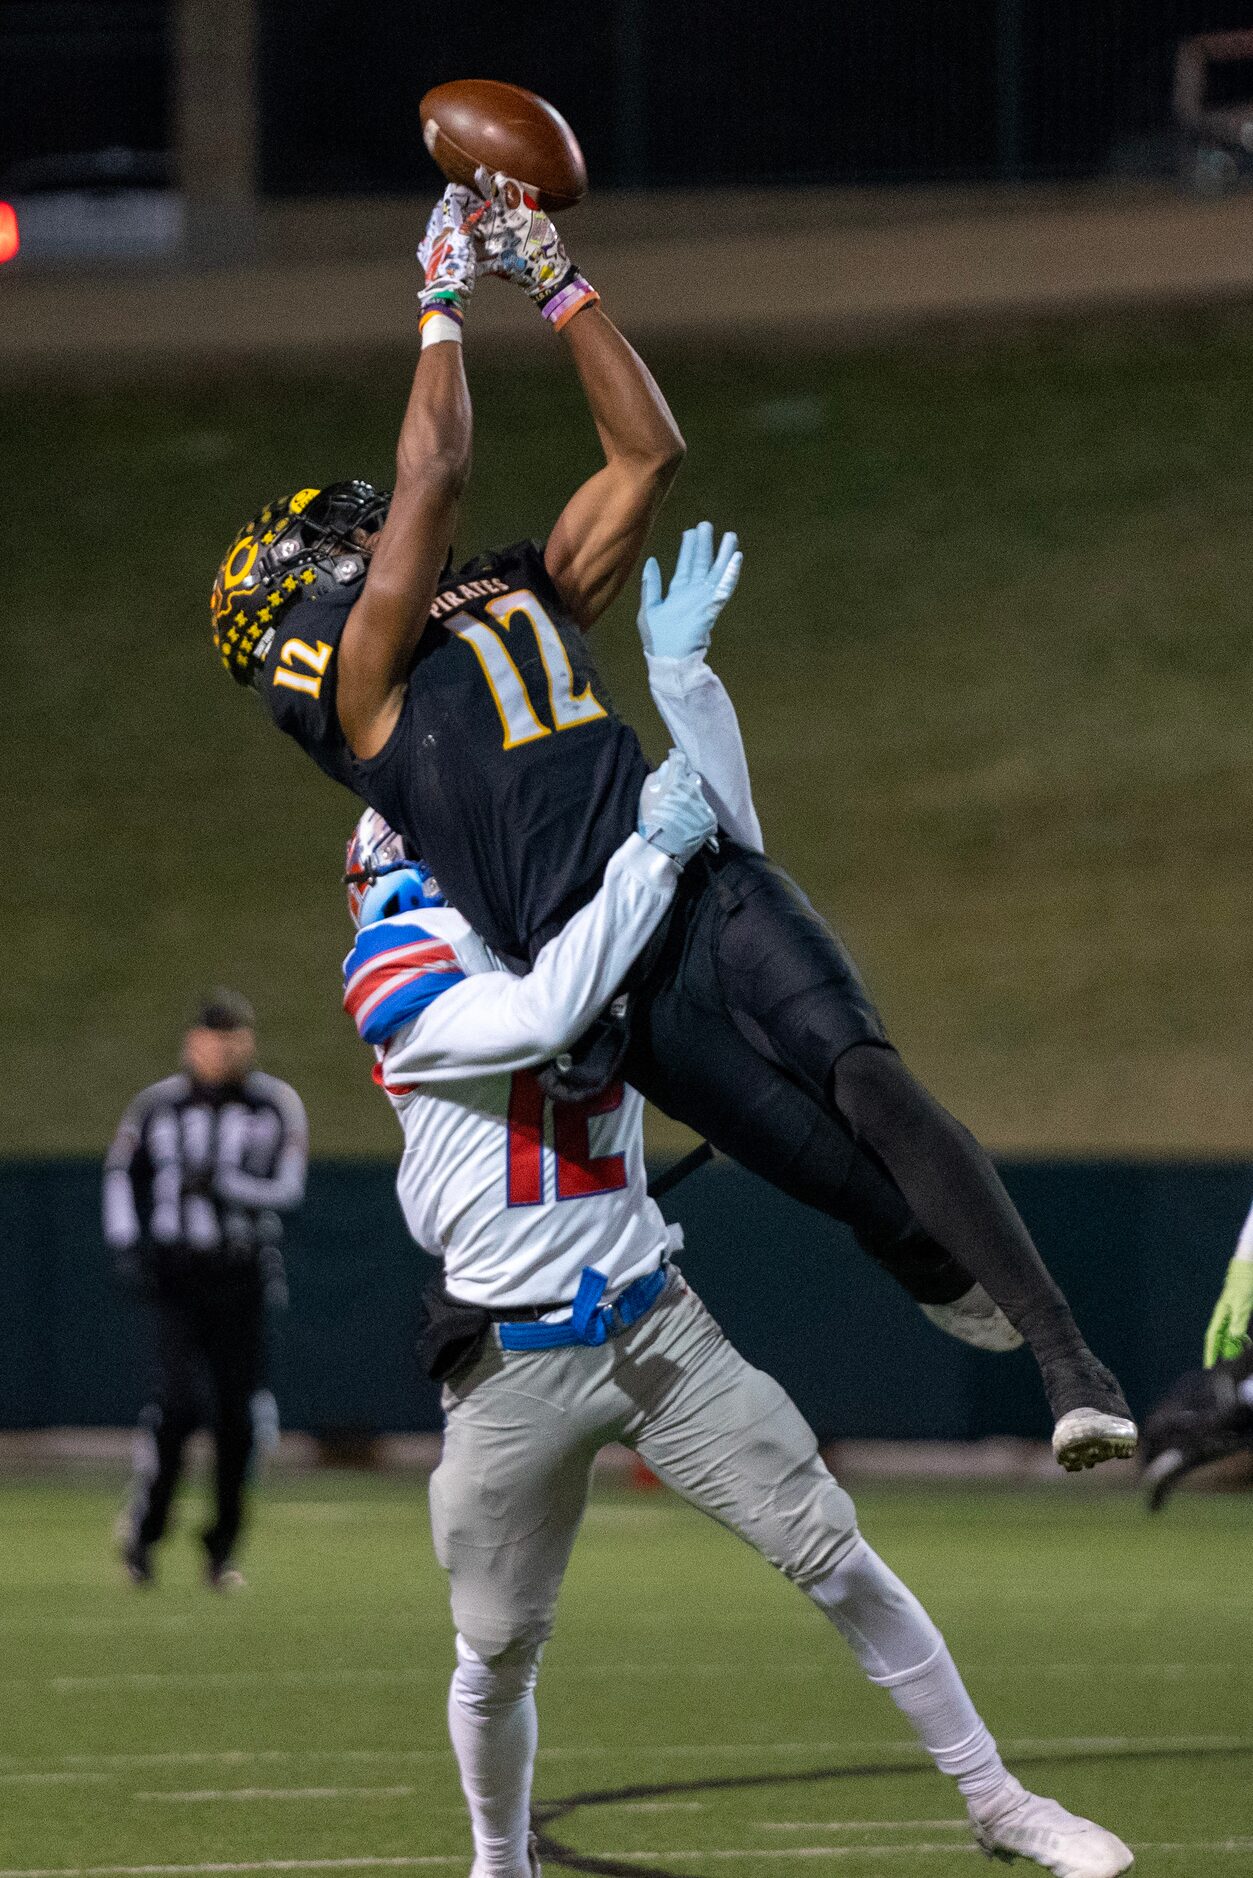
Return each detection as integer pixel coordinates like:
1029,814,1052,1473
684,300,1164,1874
645,650,764,852
343,918,469,1046
258,594,357,791
380,834,677,1085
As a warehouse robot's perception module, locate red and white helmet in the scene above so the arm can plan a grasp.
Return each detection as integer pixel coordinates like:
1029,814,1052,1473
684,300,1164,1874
343,809,446,927
343,809,407,926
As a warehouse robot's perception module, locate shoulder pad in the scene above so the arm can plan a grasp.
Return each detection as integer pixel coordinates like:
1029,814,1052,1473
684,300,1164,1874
343,912,467,1046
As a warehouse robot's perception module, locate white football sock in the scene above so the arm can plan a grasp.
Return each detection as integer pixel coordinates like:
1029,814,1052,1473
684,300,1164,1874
808,1536,1007,1804
447,1633,540,1876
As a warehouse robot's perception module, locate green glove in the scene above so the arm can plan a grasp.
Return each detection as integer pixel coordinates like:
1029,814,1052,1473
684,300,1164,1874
1203,1256,1253,1367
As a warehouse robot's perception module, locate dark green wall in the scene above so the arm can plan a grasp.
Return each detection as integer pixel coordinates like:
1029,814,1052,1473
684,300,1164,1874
1,1158,1242,1440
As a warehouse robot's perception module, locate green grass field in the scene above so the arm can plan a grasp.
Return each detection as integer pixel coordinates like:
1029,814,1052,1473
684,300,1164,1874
1,1472,1250,1875
12,303,1253,1155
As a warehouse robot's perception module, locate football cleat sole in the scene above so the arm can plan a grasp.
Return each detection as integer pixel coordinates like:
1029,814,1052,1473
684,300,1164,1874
1052,1408,1139,1472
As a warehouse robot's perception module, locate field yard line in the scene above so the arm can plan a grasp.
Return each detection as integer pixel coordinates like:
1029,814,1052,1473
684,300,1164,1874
2,1849,1252,1877
761,1821,966,1831
639,1847,1253,1860
970,1662,1225,1679
0,1773,107,1788
0,1863,463,1877
0,1617,191,1634
134,1789,417,1804
33,1661,1233,1696
61,1754,450,1770
35,1730,1253,1776
576,1852,982,1862
614,1803,705,1813
57,1675,412,1700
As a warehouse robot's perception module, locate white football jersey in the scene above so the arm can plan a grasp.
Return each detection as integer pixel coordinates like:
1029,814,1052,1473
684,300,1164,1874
385,1062,678,1308
345,835,683,1308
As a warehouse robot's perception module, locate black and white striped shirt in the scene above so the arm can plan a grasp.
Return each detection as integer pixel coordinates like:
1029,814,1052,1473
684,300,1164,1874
103,1071,308,1267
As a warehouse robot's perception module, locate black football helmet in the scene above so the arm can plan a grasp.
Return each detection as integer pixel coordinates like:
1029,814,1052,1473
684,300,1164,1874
211,480,392,687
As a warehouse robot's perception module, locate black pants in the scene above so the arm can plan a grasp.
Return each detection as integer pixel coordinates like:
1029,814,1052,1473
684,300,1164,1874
133,1269,265,1567
624,841,1093,1379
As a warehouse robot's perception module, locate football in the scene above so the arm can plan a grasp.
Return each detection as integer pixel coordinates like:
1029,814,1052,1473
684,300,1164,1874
420,79,587,214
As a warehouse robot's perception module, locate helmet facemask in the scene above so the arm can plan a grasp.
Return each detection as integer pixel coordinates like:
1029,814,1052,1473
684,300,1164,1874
343,808,446,927
212,481,392,687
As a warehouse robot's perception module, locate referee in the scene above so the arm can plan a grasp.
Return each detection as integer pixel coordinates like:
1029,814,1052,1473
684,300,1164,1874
103,990,308,1588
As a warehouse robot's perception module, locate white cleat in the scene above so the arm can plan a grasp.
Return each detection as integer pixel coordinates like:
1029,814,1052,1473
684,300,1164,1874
920,1283,1024,1352
1051,1407,1139,1472
971,1775,1133,1876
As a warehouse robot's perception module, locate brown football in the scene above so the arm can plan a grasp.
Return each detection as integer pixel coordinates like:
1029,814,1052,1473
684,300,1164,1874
420,79,587,214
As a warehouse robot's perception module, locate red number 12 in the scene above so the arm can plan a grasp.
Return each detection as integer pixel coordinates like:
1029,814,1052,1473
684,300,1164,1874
506,1071,628,1206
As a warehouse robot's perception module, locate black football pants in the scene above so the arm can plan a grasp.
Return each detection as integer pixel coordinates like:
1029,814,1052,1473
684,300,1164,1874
134,1273,265,1568
624,841,1095,1375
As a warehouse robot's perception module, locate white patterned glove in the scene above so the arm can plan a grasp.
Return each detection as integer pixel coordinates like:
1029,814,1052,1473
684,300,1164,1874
417,186,488,341
637,749,717,866
473,168,599,331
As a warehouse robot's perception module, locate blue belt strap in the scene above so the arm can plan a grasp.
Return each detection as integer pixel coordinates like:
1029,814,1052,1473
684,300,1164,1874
498,1264,667,1352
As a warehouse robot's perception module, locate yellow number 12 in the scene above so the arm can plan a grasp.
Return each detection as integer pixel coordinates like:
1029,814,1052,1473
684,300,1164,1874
273,638,333,700
445,589,607,750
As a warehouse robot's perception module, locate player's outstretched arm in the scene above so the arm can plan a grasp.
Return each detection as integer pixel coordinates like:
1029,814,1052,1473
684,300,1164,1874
337,191,482,759
639,524,763,853
476,188,684,626
544,305,686,627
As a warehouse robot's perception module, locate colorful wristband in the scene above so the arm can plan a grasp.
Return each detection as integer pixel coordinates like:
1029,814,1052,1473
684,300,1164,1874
540,272,599,331
420,291,465,348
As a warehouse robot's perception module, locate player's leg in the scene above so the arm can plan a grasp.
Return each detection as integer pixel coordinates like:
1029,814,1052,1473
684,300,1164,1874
684,846,1132,1456
126,1299,202,1581
626,945,968,1301
431,1339,607,1878
200,1280,265,1583
829,1042,1132,1440
622,1276,1134,1876
625,928,1015,1336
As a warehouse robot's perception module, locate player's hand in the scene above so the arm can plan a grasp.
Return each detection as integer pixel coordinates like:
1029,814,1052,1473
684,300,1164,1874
417,185,488,321
638,749,717,865
472,170,598,330
638,523,743,659
1203,1256,1253,1366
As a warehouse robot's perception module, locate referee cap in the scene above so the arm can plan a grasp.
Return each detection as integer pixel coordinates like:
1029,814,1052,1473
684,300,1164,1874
192,988,256,1033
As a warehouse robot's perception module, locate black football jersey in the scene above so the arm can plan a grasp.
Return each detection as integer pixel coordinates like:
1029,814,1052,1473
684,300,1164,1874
258,540,649,962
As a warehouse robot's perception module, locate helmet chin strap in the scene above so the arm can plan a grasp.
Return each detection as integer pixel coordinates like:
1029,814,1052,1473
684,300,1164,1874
342,858,412,890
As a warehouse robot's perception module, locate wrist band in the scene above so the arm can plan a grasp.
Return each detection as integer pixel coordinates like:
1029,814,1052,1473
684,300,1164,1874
541,272,599,331
420,306,464,349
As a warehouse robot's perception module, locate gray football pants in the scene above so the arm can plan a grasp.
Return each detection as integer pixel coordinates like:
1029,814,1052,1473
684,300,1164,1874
429,1269,859,1660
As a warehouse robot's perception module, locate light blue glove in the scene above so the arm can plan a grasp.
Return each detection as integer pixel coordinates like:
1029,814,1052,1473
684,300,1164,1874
637,749,717,865
638,521,743,658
